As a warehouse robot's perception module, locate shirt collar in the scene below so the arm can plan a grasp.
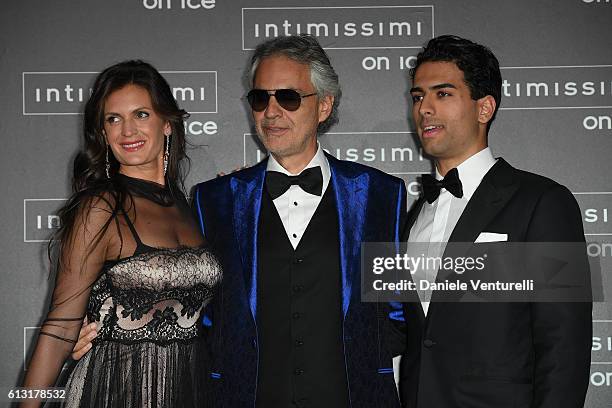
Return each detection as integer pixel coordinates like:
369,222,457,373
266,142,331,192
435,147,496,201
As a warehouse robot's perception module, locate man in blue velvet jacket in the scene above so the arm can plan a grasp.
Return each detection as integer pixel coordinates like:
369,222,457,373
194,34,407,407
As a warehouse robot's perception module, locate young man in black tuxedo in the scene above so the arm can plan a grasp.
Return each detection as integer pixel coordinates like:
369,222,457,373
399,35,592,408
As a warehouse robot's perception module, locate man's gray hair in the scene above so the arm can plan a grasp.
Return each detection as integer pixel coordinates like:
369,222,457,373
249,34,341,134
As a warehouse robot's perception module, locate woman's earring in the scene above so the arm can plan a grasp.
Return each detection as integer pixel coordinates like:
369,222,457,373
163,134,171,176
105,145,111,179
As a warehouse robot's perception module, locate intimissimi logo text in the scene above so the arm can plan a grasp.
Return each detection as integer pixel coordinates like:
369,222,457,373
22,71,217,115
242,6,434,50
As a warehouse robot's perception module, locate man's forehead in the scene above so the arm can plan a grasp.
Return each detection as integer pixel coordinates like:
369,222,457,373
413,61,466,87
253,55,313,88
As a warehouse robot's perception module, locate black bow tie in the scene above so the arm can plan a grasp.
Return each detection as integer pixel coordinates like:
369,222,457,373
265,166,323,200
421,168,463,204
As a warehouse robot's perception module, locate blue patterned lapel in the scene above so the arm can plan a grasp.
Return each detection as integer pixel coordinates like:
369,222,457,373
327,154,369,318
231,160,267,321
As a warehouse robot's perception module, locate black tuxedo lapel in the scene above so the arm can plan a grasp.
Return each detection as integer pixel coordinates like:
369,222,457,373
447,158,520,244
427,159,521,313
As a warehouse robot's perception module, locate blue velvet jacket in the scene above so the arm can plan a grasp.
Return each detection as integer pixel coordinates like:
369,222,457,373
194,153,407,408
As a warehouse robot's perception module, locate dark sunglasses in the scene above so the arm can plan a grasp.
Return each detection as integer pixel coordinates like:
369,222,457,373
246,89,317,112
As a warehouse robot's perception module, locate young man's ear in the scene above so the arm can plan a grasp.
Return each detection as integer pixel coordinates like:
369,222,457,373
477,95,496,125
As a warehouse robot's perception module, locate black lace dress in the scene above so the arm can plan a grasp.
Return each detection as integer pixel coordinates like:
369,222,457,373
34,175,221,407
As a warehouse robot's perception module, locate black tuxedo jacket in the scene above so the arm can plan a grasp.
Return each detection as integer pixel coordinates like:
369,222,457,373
399,158,592,408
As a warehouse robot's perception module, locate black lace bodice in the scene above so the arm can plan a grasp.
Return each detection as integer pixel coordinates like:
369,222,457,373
88,246,221,345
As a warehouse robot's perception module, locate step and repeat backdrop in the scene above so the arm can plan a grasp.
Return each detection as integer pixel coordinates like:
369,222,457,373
1,0,611,405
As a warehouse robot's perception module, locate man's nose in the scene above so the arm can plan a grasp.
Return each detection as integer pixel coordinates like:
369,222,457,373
264,94,283,118
418,94,434,116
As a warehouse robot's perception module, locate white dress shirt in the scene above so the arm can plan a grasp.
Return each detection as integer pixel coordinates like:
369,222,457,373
408,147,497,315
266,144,331,249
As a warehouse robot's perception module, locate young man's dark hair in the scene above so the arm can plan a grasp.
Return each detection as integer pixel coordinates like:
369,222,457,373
411,35,502,132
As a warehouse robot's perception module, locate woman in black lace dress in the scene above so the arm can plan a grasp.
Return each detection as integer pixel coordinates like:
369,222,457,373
22,60,221,407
